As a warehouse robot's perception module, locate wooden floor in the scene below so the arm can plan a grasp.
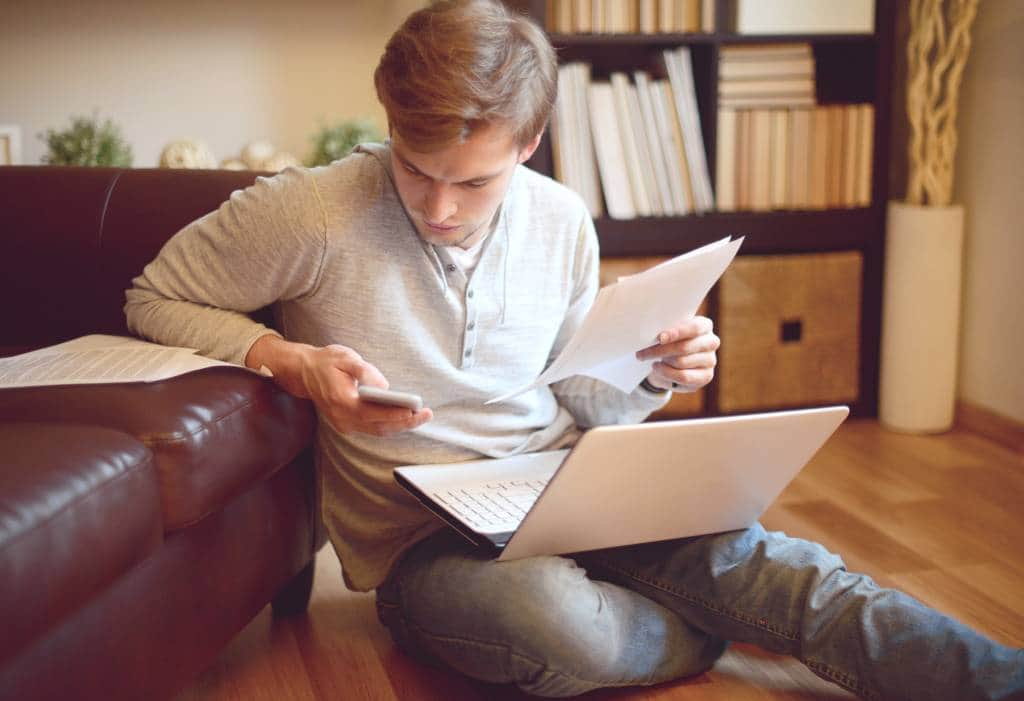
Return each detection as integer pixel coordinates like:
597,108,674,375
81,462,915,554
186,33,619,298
177,419,1024,701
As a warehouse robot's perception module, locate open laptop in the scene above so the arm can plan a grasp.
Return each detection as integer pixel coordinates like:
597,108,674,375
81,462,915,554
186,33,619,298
394,405,849,560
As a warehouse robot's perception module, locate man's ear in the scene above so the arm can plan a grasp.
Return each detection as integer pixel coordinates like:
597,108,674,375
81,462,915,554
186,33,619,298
517,132,543,164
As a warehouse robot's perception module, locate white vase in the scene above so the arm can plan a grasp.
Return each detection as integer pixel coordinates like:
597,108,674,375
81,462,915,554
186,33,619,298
879,201,965,433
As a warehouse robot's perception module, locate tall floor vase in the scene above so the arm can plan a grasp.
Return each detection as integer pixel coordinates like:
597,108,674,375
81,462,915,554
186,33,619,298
879,201,965,433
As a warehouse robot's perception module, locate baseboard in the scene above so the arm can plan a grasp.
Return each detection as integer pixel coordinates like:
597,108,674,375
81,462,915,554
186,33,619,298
955,400,1024,455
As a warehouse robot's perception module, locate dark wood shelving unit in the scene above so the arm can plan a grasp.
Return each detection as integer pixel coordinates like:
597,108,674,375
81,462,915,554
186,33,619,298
508,0,896,418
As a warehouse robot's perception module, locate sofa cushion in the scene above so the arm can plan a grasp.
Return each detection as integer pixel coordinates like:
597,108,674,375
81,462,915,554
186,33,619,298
0,366,316,531
0,422,161,663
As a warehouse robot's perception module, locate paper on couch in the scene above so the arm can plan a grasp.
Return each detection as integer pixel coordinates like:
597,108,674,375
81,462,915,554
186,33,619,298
0,334,235,388
488,236,743,403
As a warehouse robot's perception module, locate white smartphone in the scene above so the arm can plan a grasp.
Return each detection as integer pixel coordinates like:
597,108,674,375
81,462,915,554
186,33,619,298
357,385,424,412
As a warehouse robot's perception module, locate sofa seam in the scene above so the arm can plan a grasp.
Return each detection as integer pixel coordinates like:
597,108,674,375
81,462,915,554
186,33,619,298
96,170,124,246
136,392,263,445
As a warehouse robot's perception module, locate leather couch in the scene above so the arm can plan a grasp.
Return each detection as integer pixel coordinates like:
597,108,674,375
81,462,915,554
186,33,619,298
0,166,324,700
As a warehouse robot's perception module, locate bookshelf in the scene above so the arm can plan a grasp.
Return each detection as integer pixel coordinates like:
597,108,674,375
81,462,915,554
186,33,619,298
507,0,895,418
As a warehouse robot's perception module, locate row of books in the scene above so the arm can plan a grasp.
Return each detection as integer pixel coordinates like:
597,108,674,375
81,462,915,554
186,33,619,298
718,42,816,108
715,104,874,212
550,48,714,220
546,0,715,35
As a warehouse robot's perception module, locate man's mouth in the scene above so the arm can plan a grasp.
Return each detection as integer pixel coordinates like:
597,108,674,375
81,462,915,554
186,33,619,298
424,220,458,232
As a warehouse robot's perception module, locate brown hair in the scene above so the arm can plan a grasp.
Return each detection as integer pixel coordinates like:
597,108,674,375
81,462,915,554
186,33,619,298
374,0,557,151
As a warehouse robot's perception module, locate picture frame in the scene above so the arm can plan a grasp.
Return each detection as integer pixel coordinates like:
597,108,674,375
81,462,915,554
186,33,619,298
0,125,23,165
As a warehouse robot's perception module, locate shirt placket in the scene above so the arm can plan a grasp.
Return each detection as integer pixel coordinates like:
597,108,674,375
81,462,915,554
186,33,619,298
439,254,479,370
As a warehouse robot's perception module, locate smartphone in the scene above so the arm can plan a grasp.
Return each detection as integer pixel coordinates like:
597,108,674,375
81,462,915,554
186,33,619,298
357,385,424,412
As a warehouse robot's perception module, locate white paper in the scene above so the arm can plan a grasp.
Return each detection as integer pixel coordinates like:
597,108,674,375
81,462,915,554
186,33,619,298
489,236,743,403
0,334,236,388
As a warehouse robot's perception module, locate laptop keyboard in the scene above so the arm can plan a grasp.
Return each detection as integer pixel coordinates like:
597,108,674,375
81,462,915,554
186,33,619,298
433,478,549,531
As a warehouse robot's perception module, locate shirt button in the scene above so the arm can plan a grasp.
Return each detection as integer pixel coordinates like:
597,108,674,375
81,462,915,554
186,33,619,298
446,264,456,273
467,289,474,299
464,349,472,357
467,322,476,331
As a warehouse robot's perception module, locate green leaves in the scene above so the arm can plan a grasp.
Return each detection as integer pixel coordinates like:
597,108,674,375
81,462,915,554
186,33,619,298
306,119,381,167
39,114,133,167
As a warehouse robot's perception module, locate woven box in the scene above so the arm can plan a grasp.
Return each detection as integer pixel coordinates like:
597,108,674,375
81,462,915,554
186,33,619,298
717,251,862,412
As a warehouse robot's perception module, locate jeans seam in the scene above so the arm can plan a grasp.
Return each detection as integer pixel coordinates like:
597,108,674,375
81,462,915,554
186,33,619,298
592,557,799,640
593,557,880,700
403,619,658,691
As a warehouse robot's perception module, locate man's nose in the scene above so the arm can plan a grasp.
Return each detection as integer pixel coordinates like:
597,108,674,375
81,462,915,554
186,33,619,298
423,181,457,223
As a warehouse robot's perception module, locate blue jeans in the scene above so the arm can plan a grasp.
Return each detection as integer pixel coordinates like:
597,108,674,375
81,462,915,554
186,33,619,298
376,525,1024,699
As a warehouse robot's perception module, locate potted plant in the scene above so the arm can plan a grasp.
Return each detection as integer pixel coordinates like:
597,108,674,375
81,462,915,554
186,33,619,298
306,119,381,167
879,0,979,433
39,113,133,167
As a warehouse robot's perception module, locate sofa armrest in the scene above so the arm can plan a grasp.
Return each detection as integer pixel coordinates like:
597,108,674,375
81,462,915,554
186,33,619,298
0,367,316,531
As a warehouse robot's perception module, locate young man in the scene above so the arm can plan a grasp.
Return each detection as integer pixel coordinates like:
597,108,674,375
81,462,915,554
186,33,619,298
126,1,1022,698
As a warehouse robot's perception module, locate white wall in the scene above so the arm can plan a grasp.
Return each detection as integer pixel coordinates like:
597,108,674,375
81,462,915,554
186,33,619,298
954,0,1024,423
0,0,424,167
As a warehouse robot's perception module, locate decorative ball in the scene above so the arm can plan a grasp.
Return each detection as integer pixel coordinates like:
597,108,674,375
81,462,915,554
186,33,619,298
240,140,276,170
262,152,301,172
159,139,217,169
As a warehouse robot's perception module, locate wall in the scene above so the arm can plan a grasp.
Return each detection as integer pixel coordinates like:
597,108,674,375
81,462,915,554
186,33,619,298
0,0,423,167
954,0,1024,423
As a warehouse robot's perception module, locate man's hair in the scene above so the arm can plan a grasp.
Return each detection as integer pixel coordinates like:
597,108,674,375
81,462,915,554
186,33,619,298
374,0,557,151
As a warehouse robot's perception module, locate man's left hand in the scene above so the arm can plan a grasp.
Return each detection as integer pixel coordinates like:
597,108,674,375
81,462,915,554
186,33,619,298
635,316,720,392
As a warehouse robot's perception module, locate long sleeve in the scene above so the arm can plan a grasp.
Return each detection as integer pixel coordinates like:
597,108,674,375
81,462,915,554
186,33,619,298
124,167,328,365
549,214,670,427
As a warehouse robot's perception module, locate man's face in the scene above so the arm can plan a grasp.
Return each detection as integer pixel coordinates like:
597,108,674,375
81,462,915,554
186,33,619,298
390,124,539,249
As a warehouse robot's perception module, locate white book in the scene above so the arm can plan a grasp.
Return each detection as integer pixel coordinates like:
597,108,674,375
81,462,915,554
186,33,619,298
610,72,653,216
587,82,637,219
665,47,715,213
623,74,665,215
634,71,677,215
652,80,692,214
732,0,874,34
571,63,604,217
659,80,695,213
715,107,738,211
551,65,577,195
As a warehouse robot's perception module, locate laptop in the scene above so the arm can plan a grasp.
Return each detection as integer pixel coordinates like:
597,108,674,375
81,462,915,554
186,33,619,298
394,405,849,561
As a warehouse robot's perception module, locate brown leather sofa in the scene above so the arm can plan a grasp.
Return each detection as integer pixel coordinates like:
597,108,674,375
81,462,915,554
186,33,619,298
0,166,324,700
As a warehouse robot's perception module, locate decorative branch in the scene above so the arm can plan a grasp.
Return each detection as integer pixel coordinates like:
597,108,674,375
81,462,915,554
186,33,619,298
905,0,978,206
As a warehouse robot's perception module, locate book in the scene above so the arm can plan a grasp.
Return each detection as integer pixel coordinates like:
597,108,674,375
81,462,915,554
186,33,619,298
842,104,859,207
855,103,874,206
729,0,875,35
718,77,816,99
788,107,812,209
610,72,654,216
588,82,636,219
809,106,829,209
635,71,678,215
750,109,772,211
770,109,790,210
664,47,714,213
658,79,695,213
715,107,738,211
825,104,844,208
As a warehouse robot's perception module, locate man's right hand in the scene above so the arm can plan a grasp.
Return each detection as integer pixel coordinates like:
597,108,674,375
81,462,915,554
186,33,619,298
245,334,432,437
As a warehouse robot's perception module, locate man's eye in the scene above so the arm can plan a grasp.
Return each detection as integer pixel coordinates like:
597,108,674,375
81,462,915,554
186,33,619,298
464,181,488,189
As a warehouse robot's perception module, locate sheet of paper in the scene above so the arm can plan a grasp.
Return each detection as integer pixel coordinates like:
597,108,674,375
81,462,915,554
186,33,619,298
489,236,743,403
0,334,235,388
